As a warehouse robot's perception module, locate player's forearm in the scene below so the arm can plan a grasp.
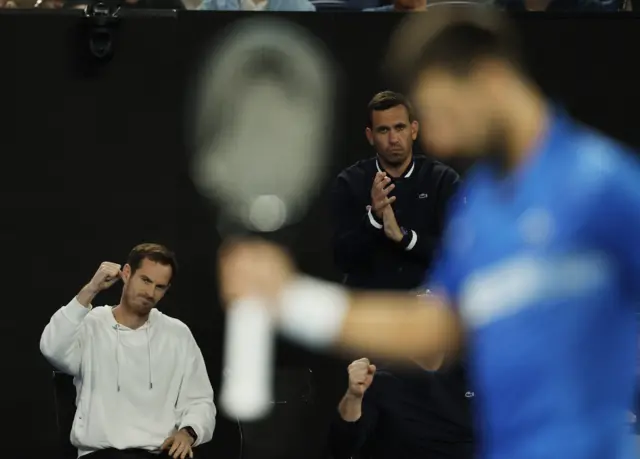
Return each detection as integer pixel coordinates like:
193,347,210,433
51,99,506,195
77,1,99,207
76,284,99,307
338,392,364,422
278,278,461,360
337,292,461,359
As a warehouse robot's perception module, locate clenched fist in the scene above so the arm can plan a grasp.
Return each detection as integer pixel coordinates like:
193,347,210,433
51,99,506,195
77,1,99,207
347,357,376,398
218,239,295,307
76,262,123,308
88,262,122,293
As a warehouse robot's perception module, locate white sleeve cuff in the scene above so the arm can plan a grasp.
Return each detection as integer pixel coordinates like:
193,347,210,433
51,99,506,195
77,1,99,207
404,230,418,251
367,208,383,230
278,276,349,350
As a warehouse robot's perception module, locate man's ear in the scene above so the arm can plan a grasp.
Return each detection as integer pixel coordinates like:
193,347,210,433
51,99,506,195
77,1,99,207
121,264,131,283
365,127,374,146
411,120,419,141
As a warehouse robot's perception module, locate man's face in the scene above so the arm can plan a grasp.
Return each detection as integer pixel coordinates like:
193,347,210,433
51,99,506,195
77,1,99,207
413,68,505,160
366,105,419,167
121,258,172,316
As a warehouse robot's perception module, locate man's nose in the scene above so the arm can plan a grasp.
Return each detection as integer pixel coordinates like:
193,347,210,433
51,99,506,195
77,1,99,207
388,131,400,144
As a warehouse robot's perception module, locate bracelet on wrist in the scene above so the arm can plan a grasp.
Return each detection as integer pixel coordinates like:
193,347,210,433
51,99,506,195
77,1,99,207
182,426,197,443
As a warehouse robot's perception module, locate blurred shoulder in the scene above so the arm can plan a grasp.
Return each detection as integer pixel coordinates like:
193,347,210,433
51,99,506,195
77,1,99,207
566,124,640,189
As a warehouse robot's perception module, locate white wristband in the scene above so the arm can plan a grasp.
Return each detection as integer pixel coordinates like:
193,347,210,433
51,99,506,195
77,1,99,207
278,276,349,350
367,207,383,229
405,230,418,251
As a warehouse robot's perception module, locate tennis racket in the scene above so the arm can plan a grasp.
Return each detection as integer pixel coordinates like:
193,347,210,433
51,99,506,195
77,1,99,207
189,17,336,421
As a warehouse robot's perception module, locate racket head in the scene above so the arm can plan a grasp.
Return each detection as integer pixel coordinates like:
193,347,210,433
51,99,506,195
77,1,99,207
189,17,336,234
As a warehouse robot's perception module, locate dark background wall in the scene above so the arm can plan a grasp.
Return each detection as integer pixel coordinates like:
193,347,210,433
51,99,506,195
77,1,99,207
0,10,639,458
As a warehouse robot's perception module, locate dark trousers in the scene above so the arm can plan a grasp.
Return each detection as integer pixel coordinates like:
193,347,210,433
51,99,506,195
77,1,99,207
84,449,185,459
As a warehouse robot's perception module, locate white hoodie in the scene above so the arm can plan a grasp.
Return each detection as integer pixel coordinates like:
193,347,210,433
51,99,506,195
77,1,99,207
40,297,216,457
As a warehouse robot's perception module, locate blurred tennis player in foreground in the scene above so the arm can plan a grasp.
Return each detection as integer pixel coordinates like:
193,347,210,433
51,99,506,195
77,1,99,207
219,6,640,459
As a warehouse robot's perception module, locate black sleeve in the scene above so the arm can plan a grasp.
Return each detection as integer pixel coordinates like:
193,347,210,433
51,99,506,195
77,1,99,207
331,174,384,274
396,167,461,262
328,397,379,459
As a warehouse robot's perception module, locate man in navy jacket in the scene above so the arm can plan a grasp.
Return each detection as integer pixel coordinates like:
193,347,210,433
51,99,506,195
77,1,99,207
331,90,460,290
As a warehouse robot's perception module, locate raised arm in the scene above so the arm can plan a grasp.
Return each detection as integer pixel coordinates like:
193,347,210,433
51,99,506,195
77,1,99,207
329,358,380,459
40,262,122,375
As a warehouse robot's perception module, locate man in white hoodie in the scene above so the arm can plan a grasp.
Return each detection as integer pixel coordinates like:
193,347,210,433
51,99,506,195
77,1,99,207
41,243,216,459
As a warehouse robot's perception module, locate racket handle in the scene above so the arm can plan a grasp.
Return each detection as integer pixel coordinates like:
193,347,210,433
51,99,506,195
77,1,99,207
220,298,275,421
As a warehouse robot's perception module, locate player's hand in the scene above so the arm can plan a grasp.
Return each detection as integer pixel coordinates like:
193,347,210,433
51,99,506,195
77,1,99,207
87,262,122,293
346,357,376,398
161,429,194,459
218,239,295,307
382,205,404,242
371,172,396,219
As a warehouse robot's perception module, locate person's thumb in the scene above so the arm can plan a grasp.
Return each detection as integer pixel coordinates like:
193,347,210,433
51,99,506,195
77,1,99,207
368,364,376,374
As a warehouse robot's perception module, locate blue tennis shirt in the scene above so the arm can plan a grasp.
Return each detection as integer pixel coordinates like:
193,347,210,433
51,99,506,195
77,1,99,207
430,109,640,459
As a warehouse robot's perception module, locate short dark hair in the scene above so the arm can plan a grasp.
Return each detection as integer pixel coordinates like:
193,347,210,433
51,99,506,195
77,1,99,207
367,90,416,127
126,243,178,280
415,23,522,78
386,6,522,89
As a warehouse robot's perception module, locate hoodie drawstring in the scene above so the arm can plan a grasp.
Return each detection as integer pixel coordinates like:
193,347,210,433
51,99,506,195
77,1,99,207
115,325,121,392
146,326,153,390
114,322,153,392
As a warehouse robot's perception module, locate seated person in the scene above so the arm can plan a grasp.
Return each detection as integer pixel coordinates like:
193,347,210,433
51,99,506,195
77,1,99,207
40,243,216,459
329,353,474,459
